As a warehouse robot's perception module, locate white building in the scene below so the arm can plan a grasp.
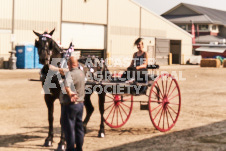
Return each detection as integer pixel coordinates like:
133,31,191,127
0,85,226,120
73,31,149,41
0,0,192,66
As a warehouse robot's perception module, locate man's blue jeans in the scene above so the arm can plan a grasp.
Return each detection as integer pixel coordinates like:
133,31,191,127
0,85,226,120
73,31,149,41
61,103,84,151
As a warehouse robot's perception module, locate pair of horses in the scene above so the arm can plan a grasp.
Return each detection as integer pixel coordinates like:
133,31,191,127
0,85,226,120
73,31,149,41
33,29,110,150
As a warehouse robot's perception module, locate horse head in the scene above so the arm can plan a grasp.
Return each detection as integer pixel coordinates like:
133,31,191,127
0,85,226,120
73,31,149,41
33,28,60,65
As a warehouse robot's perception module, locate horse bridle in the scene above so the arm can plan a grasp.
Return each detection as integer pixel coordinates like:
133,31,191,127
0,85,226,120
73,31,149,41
39,34,53,65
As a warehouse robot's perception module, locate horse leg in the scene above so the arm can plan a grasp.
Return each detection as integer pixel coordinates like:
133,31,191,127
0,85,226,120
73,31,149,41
83,93,94,133
44,94,55,147
98,92,106,138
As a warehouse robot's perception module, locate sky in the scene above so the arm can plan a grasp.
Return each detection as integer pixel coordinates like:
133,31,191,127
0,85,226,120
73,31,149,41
134,0,226,15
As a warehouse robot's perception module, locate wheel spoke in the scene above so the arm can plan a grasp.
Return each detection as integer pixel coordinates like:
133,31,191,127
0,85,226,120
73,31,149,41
150,100,163,103
166,107,175,123
168,94,179,102
168,105,178,115
165,108,170,128
165,76,169,96
105,105,115,121
104,103,114,111
166,79,173,96
152,90,163,100
106,94,114,99
158,108,164,127
168,86,177,98
118,106,124,123
162,76,165,95
116,106,118,126
153,106,163,120
121,102,131,109
151,103,162,112
118,104,128,116
111,106,117,124
156,82,164,98
162,109,165,129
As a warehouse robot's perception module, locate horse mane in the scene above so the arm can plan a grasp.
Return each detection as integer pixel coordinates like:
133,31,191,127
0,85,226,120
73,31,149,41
49,38,63,54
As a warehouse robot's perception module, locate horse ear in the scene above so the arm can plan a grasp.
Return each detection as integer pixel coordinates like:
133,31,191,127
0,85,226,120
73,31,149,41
49,28,55,36
33,30,41,37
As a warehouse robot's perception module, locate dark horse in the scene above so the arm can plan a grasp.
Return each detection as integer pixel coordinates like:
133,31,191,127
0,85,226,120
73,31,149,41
33,29,67,150
33,29,110,150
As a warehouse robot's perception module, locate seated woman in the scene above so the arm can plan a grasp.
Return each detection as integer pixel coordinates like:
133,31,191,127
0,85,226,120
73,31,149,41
123,38,148,83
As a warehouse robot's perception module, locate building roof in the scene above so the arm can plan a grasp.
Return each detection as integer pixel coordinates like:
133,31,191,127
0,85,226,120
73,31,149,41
163,14,212,24
130,0,192,38
162,3,226,26
195,46,226,53
195,35,225,43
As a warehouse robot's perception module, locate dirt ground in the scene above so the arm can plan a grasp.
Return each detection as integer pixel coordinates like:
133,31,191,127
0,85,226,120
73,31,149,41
1,65,226,151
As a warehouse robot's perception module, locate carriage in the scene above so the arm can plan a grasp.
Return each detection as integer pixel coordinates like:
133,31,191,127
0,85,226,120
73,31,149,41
85,65,181,132
33,29,181,150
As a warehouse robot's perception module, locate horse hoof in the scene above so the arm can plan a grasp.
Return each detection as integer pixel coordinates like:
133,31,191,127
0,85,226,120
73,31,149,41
43,140,53,147
56,143,66,151
98,132,105,138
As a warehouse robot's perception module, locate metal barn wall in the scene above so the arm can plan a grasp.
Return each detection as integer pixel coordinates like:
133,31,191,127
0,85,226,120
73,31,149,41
62,0,107,24
0,0,13,60
0,0,192,64
0,34,11,60
0,0,12,29
155,39,170,65
14,0,61,46
107,0,140,67
141,8,192,64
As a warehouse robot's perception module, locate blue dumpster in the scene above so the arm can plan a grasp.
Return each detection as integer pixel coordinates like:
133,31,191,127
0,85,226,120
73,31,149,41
34,47,43,69
16,45,34,69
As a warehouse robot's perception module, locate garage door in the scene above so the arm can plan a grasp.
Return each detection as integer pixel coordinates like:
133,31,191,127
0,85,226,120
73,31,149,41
61,23,106,58
155,38,169,65
75,49,104,59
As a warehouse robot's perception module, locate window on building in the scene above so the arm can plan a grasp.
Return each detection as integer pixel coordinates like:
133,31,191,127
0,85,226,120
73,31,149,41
212,25,217,30
198,25,209,30
188,25,191,30
178,25,186,30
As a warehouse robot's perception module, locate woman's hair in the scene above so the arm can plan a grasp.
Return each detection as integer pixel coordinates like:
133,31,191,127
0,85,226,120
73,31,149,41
134,38,143,46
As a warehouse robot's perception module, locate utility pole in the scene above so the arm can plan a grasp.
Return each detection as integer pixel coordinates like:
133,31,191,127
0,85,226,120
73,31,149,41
11,0,15,50
9,0,17,70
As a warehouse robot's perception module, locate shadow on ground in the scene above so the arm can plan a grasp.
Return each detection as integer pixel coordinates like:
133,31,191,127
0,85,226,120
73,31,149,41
0,126,62,150
101,120,226,151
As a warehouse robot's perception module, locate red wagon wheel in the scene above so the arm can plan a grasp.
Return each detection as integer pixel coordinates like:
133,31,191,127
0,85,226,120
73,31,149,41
104,94,133,128
149,74,181,132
